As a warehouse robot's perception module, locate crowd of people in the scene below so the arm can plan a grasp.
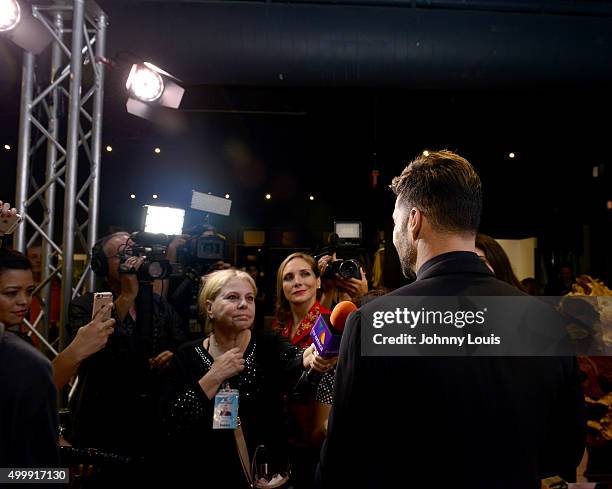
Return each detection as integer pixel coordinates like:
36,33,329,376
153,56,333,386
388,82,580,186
0,149,603,487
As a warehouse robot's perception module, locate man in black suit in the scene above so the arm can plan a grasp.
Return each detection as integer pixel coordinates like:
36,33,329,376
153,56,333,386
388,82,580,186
317,150,585,488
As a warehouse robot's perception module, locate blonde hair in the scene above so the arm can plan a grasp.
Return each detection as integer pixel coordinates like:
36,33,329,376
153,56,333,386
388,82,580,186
198,269,257,333
274,252,320,328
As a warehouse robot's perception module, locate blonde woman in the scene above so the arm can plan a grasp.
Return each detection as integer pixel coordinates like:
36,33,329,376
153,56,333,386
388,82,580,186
160,269,327,488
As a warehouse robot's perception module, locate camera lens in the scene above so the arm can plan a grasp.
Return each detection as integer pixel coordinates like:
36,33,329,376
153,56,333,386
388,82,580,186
147,261,164,279
339,260,358,279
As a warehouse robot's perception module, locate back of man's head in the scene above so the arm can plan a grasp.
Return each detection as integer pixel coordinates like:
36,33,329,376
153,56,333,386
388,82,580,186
0,247,32,276
390,150,482,235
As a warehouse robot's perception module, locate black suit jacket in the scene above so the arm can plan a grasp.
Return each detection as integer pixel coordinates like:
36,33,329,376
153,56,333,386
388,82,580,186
317,251,585,489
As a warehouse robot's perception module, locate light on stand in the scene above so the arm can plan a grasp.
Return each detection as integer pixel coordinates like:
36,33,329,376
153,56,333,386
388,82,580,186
143,205,185,236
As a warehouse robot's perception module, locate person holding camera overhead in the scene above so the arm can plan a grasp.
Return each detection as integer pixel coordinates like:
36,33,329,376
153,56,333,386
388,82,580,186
65,231,186,483
272,252,340,488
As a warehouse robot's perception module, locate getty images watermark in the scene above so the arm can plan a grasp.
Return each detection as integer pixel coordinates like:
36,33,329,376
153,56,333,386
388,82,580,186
361,296,612,357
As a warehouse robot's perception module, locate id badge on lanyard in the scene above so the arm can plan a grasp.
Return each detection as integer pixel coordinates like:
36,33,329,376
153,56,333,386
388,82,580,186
213,384,239,429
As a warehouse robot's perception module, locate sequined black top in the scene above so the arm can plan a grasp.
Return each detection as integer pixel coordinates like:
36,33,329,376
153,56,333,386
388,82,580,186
159,330,304,487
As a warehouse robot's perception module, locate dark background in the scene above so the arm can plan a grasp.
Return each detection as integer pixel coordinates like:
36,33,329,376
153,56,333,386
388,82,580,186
1,0,611,289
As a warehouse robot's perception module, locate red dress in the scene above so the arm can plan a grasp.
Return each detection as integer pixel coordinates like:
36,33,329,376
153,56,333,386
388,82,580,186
272,301,331,349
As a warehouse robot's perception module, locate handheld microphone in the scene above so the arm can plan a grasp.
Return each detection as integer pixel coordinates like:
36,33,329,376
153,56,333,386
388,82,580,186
293,301,357,401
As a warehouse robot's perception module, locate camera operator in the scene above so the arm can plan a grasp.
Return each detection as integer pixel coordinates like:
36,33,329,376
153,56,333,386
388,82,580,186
65,231,187,481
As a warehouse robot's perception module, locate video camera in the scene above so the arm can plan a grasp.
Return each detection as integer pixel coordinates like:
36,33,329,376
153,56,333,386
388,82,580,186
118,231,179,282
177,225,227,273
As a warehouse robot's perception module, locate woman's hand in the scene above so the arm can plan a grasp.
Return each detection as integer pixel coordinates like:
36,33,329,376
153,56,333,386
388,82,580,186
303,344,337,372
336,267,368,299
199,347,245,399
149,350,174,370
208,347,245,384
69,303,115,362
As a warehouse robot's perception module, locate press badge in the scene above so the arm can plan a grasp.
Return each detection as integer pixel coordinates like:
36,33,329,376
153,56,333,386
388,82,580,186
213,388,239,429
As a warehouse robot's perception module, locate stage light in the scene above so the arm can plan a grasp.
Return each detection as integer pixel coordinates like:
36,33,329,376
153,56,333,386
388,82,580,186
225,194,230,199
154,147,161,154
0,0,51,54
265,193,271,200
152,194,158,199
106,145,112,152
126,63,164,102
422,150,430,156
3,144,11,150
130,194,136,199
309,195,314,201
144,205,185,235
0,0,21,32
509,152,516,159
125,62,185,122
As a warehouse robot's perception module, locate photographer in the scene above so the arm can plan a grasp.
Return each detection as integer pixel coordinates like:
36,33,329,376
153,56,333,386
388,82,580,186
318,252,369,311
66,232,186,479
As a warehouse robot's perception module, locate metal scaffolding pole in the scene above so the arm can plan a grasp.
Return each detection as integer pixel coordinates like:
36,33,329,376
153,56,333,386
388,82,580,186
59,0,86,351
14,53,35,254
40,13,63,341
12,0,108,355
86,12,107,293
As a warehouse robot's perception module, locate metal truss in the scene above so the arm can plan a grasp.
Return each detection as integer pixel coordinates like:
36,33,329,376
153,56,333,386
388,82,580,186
13,0,107,353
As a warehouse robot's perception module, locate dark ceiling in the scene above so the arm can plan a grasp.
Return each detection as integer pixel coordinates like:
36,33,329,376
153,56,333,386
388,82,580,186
0,0,611,273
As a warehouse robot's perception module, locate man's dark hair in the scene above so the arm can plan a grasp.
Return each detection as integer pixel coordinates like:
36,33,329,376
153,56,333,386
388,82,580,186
390,150,482,234
0,247,33,276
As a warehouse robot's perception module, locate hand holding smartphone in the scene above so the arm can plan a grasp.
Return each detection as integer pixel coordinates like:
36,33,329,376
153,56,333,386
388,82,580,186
92,292,113,321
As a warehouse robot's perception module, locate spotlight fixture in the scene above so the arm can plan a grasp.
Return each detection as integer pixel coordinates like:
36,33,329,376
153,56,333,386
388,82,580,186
0,0,52,53
0,0,20,32
125,62,185,121
3,144,11,150
309,195,314,201
509,152,516,159
154,147,161,154
130,194,136,199
106,145,112,152
225,194,230,199
152,194,158,199
265,193,272,200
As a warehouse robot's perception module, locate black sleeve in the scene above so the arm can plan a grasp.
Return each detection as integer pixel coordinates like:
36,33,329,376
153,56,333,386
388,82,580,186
259,331,304,391
157,297,188,352
159,351,214,439
540,356,586,479
316,310,361,488
24,362,60,467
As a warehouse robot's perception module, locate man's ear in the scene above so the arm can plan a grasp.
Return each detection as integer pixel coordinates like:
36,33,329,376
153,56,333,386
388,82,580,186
409,208,422,242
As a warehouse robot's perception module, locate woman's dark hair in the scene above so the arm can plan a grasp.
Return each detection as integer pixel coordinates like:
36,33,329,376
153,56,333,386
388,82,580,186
475,234,524,291
0,247,32,276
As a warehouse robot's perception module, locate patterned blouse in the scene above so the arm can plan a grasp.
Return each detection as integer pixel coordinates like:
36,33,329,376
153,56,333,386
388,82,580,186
272,301,335,404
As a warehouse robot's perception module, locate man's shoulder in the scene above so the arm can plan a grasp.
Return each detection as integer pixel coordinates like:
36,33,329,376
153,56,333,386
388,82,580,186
0,333,53,388
386,274,525,297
